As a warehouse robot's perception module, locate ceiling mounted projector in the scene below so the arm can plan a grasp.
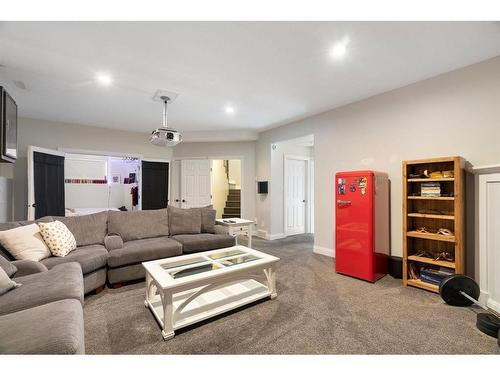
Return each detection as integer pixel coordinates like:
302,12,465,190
150,95,182,147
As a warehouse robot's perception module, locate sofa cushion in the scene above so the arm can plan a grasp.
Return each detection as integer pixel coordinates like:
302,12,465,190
107,237,182,268
39,220,77,257
56,211,108,246
40,244,108,275
172,234,236,254
10,260,48,277
108,209,169,242
0,262,83,316
168,206,202,235
0,299,84,354
0,255,17,277
201,207,216,234
0,223,51,261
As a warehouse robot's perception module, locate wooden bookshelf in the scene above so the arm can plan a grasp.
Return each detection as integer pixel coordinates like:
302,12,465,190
402,156,465,293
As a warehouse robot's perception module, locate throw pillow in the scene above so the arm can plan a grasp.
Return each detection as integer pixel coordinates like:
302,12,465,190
168,206,202,235
0,265,21,296
201,207,216,233
0,255,17,277
38,221,77,257
0,223,51,261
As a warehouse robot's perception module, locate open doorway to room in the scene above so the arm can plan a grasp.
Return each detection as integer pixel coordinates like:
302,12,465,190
27,145,170,220
169,158,242,219
212,159,241,219
271,135,314,238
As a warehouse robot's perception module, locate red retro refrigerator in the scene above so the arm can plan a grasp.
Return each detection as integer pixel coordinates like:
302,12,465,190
335,170,389,282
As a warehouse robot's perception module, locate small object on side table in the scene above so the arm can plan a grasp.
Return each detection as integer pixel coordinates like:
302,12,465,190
216,218,255,248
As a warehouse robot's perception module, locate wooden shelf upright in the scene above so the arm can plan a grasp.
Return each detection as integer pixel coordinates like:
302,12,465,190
402,156,465,293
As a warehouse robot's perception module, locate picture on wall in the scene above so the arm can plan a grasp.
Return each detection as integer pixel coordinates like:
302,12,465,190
0,87,18,163
111,174,121,184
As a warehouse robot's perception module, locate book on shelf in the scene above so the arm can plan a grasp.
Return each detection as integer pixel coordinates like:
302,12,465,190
421,182,441,197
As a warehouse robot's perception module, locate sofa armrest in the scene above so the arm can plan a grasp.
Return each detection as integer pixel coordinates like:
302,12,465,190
11,260,48,277
104,234,124,251
214,225,229,235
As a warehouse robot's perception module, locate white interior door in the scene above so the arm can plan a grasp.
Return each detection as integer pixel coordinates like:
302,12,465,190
285,158,306,235
27,145,66,220
180,159,212,208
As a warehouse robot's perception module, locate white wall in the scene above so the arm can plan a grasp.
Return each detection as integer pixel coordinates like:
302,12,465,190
228,159,241,187
172,141,256,223
257,56,500,257
12,117,174,220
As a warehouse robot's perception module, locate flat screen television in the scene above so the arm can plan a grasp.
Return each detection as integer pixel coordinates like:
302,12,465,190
0,87,17,163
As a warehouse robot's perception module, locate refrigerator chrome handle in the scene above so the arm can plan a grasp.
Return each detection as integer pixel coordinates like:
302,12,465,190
337,200,352,205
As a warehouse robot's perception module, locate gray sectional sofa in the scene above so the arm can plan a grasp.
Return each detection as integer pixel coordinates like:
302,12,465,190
0,207,235,354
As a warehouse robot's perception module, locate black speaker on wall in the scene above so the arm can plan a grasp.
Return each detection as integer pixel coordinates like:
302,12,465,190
388,256,403,279
257,181,268,194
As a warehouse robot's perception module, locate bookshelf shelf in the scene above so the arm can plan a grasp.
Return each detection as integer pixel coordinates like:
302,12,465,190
406,231,455,243
407,213,455,220
402,156,465,294
407,255,455,269
407,178,454,182
408,196,454,201
407,279,439,293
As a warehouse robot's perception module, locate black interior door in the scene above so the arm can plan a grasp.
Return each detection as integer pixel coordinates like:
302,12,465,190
33,151,65,219
141,161,169,210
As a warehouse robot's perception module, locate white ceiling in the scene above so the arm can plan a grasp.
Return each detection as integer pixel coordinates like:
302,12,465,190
1,22,500,141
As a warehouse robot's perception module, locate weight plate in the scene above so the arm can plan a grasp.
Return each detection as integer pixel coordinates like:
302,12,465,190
439,275,480,307
476,313,500,338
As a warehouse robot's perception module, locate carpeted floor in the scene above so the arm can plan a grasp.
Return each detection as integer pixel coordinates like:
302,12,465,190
84,235,499,354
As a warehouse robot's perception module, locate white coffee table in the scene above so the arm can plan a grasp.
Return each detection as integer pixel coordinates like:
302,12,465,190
142,245,279,340
216,218,254,248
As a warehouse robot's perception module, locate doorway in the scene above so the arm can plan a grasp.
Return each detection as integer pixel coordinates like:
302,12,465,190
270,134,314,238
170,158,242,219
141,160,169,210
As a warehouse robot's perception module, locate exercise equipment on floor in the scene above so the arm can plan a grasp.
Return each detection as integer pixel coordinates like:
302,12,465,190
439,275,500,341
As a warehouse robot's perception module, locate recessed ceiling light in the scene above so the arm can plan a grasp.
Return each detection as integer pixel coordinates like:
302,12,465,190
225,105,235,115
96,72,113,86
330,41,348,59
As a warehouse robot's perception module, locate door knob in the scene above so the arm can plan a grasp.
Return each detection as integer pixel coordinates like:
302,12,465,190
302,200,306,203
182,199,186,203
175,199,180,202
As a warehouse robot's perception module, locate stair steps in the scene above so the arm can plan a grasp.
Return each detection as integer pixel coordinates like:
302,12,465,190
222,189,241,218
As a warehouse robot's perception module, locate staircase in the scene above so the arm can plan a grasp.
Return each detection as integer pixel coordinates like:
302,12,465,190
222,189,241,218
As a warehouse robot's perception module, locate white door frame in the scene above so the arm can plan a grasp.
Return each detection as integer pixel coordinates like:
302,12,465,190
476,172,500,313
172,155,245,218
27,145,66,220
283,154,313,236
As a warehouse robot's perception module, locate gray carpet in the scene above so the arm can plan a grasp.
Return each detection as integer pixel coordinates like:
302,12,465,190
84,235,499,354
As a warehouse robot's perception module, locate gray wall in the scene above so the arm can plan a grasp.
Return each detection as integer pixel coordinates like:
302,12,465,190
12,117,174,221
256,56,500,257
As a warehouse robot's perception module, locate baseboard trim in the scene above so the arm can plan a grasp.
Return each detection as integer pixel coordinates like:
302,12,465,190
269,233,286,240
313,245,334,258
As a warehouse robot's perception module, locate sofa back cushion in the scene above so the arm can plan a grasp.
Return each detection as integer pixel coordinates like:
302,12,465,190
201,207,216,234
56,211,108,247
168,206,202,235
108,209,169,242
